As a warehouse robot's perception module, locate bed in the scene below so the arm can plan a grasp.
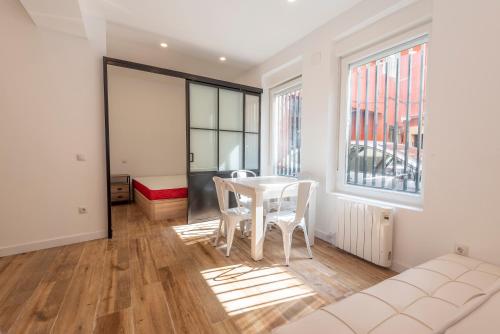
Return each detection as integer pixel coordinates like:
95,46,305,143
132,175,188,221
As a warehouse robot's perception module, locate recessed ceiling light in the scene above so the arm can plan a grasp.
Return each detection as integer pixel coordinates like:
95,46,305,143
219,56,227,62
160,42,168,48
288,0,296,2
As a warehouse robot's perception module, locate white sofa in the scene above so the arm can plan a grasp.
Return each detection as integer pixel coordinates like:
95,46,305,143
273,254,500,334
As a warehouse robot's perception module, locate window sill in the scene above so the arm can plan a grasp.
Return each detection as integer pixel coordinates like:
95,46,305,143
329,191,423,212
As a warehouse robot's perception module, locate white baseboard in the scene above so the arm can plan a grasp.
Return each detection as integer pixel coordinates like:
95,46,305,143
315,229,335,244
0,230,107,257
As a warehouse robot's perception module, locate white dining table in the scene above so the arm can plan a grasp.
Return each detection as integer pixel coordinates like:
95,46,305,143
221,176,317,261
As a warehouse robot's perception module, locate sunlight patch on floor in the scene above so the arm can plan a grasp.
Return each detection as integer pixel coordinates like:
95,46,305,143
173,220,220,245
202,264,316,316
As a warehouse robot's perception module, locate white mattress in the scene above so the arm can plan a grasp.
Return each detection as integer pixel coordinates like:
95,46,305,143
133,175,187,190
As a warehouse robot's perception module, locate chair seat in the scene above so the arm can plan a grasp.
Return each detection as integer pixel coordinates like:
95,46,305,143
267,198,297,212
265,210,296,223
225,207,251,219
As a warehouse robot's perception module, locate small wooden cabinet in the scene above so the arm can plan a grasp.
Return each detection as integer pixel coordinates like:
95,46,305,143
110,174,131,204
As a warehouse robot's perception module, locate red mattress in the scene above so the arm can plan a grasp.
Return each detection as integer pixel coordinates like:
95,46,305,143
133,179,188,200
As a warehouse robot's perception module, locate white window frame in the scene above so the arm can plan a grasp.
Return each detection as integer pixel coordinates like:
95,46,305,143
270,77,302,176
336,27,430,208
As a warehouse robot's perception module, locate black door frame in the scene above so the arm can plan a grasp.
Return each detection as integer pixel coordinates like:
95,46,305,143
103,56,262,238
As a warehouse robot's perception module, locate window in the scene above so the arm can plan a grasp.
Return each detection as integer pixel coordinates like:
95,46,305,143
343,38,428,195
271,79,302,176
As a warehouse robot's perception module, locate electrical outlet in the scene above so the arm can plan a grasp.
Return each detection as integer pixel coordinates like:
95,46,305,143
78,207,88,214
455,243,469,256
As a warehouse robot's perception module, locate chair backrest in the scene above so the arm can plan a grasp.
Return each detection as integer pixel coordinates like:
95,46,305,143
278,180,315,224
213,176,245,215
213,176,226,214
231,170,256,178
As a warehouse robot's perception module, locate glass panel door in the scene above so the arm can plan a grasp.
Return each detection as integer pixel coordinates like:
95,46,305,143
219,131,243,171
218,88,244,171
244,93,260,171
190,84,217,129
190,129,217,171
219,90,243,131
245,94,260,133
245,133,259,170
188,82,261,223
189,83,218,172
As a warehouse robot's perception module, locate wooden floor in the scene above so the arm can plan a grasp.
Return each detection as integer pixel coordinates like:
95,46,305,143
0,204,395,334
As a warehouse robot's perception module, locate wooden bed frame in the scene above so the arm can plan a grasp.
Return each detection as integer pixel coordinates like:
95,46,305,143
134,189,187,221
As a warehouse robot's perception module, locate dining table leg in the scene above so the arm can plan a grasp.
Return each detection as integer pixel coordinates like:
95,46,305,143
250,191,264,261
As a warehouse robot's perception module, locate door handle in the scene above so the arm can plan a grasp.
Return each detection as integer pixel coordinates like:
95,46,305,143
190,153,194,162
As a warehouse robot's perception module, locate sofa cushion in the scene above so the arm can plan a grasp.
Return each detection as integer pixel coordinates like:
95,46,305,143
433,281,484,306
476,263,500,277
392,267,449,294
370,314,432,334
456,270,499,291
416,259,469,280
437,254,483,269
322,293,395,333
403,296,458,330
362,279,425,311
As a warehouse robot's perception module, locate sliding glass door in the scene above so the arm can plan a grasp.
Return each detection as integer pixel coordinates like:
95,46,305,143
187,82,261,222
189,84,218,172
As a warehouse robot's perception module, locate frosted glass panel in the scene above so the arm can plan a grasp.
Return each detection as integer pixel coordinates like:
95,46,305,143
190,129,217,171
219,89,243,131
190,84,217,129
219,132,243,171
245,94,260,133
245,133,259,170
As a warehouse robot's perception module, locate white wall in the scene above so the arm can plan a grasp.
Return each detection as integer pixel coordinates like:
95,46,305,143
0,0,107,255
108,66,186,177
237,0,500,269
393,0,500,268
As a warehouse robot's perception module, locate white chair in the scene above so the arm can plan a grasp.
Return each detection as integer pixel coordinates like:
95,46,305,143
213,176,251,256
264,181,315,265
231,170,255,232
267,173,315,213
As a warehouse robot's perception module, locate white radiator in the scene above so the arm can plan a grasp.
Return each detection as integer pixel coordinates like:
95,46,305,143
336,198,394,267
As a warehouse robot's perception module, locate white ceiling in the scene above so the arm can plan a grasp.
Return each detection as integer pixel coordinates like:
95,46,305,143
88,0,364,68
19,0,87,37
20,0,365,75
